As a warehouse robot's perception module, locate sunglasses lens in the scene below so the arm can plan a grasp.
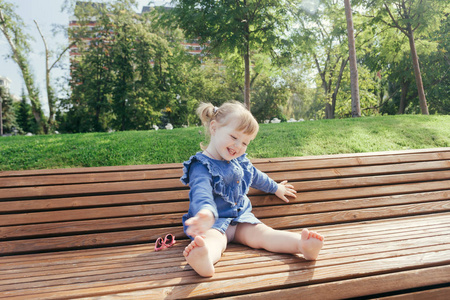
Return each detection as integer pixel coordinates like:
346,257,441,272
166,234,173,243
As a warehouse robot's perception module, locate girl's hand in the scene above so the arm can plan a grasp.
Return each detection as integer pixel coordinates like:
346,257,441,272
275,180,297,203
185,208,215,237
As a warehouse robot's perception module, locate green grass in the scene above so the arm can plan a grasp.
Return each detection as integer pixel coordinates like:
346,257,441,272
1,115,449,171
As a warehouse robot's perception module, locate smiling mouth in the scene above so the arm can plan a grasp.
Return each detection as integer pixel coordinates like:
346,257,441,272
227,148,236,156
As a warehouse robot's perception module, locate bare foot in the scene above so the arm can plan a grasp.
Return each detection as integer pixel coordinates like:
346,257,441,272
183,236,215,277
300,228,324,260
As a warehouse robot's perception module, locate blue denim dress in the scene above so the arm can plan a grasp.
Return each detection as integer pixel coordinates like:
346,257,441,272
181,152,278,240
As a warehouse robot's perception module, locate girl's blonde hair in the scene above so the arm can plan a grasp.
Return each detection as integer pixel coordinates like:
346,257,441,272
197,101,259,149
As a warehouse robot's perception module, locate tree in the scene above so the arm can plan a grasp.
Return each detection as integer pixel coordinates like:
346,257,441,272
61,0,197,132
0,1,45,133
0,86,18,134
169,0,293,110
16,89,32,133
368,0,447,115
344,0,361,117
251,74,291,122
34,20,74,131
293,0,349,119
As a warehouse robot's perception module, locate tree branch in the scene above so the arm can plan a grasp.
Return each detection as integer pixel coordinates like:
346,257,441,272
383,3,409,36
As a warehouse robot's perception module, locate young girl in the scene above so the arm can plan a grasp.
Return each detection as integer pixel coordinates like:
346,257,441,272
180,101,324,277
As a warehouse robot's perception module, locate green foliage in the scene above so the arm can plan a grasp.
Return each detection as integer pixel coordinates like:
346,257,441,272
1,115,449,170
61,1,199,132
251,75,291,122
0,0,46,133
14,89,38,134
0,86,18,134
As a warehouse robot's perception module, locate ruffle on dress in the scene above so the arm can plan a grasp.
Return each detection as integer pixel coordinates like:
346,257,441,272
180,152,255,206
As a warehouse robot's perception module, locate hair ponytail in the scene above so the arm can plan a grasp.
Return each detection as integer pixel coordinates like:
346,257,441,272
196,102,216,128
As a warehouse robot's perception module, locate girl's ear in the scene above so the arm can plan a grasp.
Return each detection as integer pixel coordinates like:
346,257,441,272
210,120,217,135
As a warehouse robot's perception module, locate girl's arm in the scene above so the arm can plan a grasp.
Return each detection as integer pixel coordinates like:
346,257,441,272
185,162,218,236
250,165,297,203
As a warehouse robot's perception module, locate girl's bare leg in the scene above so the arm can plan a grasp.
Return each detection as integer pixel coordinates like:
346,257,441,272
234,223,324,260
183,228,227,277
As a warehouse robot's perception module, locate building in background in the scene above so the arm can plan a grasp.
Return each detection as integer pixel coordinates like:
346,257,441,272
0,76,11,94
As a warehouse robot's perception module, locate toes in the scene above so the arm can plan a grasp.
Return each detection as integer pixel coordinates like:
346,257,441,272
308,231,324,241
184,237,204,258
301,228,310,239
302,229,324,241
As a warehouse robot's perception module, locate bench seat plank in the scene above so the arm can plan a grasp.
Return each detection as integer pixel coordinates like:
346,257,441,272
1,212,449,299
2,234,448,299
223,266,450,300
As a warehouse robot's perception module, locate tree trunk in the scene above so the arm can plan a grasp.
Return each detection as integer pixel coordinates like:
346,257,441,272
243,7,251,111
344,0,361,117
244,40,251,110
407,26,429,115
398,79,410,114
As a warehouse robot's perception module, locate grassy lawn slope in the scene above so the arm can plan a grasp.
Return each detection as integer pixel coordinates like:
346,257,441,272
1,115,449,171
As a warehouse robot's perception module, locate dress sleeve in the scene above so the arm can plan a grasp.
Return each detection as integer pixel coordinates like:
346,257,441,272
237,155,278,194
186,162,219,220
250,165,279,194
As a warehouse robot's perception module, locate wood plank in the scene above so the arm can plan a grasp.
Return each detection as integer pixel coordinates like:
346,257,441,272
2,216,448,283
2,169,449,201
1,232,447,300
278,180,450,203
0,163,182,178
262,200,450,229
250,148,450,164
376,286,450,300
3,228,445,284
2,245,448,299
3,188,447,228
0,190,190,213
0,227,185,255
220,266,450,300
2,214,446,273
1,213,444,270
0,168,183,188
2,198,448,251
258,156,450,174
0,203,188,226
3,158,448,188
253,190,450,218
2,213,447,279
0,178,187,200
0,213,185,240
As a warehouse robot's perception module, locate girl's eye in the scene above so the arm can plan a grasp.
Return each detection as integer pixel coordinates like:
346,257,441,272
230,135,237,140
243,143,248,146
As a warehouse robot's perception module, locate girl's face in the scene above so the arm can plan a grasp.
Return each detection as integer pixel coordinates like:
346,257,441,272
209,121,255,161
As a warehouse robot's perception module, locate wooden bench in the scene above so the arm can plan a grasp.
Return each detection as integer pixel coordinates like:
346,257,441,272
1,148,449,299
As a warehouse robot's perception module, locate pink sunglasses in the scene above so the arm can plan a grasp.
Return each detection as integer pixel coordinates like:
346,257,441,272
155,234,176,251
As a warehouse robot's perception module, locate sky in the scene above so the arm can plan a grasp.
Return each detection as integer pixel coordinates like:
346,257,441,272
0,0,168,114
